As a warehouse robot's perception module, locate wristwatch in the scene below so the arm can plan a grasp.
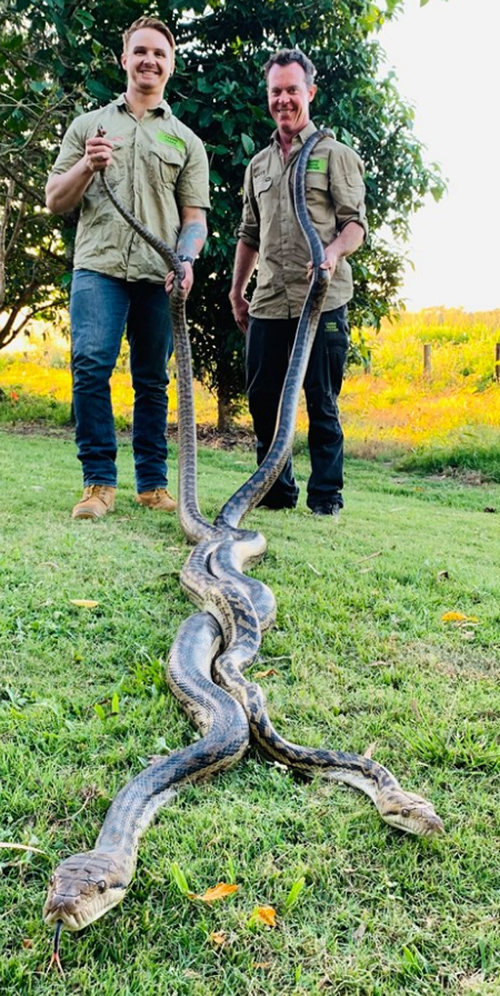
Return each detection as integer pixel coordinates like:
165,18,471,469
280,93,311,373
177,254,194,265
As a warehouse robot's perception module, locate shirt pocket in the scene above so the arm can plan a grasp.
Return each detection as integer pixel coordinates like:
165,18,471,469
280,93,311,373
304,170,333,231
254,174,273,197
305,170,329,192
337,169,365,208
149,146,184,188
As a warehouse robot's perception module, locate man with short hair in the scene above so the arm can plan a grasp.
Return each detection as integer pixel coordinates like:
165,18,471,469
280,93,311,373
46,16,209,519
230,49,367,517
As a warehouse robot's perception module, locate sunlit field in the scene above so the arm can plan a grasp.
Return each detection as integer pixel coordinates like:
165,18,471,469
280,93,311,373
345,307,500,458
1,307,499,460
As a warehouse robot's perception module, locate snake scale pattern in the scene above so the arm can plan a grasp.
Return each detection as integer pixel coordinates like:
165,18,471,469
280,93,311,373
43,130,443,968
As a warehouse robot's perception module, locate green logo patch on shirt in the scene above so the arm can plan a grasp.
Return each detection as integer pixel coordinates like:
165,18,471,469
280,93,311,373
157,132,186,154
306,157,328,173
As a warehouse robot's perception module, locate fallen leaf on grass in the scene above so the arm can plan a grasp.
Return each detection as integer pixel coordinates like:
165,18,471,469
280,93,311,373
250,905,277,927
410,699,422,721
254,668,279,679
307,562,321,576
441,611,478,624
363,742,377,759
355,550,382,565
437,570,449,581
253,962,271,970
187,882,239,903
209,931,227,947
22,939,33,949
70,599,99,609
353,921,367,944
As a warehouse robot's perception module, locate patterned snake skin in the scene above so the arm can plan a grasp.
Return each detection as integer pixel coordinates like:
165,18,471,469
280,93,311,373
43,131,443,967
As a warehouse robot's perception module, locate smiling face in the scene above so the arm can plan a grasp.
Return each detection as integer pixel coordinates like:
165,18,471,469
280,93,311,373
121,26,174,102
267,61,317,141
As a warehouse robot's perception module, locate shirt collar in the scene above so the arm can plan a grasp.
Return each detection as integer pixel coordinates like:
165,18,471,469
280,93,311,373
114,94,171,118
270,120,317,149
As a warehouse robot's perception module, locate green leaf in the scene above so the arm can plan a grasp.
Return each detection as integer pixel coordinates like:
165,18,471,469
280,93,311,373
241,133,255,155
171,862,190,895
85,79,113,101
93,703,106,722
284,875,306,910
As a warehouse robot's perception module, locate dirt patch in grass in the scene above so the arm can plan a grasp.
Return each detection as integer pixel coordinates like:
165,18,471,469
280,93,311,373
1,420,256,450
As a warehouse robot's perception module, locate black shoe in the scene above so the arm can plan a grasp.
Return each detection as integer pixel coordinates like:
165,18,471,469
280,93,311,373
310,502,342,517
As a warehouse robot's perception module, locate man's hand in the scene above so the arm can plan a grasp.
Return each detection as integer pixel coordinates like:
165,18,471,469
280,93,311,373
229,292,250,334
306,252,337,282
308,223,365,280
85,132,114,174
165,261,193,297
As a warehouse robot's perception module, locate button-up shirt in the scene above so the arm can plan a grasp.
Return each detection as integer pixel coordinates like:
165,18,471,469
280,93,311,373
238,121,368,317
49,96,210,284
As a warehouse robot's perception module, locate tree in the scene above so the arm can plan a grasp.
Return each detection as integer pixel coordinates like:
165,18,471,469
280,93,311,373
0,0,118,349
167,0,445,426
1,0,445,430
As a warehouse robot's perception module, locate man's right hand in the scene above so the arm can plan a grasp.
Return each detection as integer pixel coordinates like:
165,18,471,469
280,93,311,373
229,292,250,334
85,133,114,174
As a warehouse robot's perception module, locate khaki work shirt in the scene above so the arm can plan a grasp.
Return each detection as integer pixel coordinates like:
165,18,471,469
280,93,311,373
238,121,368,317
49,96,210,284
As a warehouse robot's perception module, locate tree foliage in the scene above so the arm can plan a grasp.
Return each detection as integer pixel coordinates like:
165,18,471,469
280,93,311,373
0,0,445,427
0,0,116,348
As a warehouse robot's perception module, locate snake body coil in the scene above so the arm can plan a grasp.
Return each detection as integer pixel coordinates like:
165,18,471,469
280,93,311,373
44,132,443,956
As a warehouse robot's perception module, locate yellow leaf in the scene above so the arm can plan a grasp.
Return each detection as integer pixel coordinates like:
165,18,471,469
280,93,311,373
252,905,277,927
209,931,227,946
188,882,239,903
254,668,279,679
441,611,478,623
70,599,100,608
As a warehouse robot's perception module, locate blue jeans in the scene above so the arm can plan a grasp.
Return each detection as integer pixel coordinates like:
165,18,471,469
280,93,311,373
246,307,349,509
70,270,173,493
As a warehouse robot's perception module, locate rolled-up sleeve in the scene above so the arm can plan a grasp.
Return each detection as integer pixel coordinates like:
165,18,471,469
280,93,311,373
175,134,210,209
237,163,260,250
330,147,368,241
49,117,88,176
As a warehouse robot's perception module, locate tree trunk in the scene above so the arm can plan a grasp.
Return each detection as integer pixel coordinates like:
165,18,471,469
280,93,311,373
217,393,234,434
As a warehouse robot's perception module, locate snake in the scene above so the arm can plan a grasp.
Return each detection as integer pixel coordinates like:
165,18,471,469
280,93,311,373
43,130,443,970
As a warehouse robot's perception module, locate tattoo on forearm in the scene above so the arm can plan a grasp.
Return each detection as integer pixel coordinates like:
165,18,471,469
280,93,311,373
176,221,207,260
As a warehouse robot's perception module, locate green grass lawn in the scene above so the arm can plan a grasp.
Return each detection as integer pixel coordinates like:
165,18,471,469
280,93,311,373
1,429,500,995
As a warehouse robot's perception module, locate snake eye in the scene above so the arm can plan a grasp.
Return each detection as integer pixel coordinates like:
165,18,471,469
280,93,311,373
401,808,410,819
97,880,107,893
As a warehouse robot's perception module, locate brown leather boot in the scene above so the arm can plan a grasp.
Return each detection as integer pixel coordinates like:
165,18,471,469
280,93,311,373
136,488,177,512
72,485,116,520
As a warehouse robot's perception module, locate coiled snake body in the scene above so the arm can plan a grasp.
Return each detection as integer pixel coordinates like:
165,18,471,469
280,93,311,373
44,131,443,964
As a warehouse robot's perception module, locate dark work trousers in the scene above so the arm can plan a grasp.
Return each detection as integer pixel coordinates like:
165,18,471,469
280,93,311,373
246,306,349,509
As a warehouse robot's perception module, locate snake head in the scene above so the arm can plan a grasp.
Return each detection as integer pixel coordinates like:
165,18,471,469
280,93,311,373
43,850,129,931
378,789,444,837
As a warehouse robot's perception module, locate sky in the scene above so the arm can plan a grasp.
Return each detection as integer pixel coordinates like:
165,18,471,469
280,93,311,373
378,0,500,313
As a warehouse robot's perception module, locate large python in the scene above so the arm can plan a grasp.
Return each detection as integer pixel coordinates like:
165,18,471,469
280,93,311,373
43,131,443,969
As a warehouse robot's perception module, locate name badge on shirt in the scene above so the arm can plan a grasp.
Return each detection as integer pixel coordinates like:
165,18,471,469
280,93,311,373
306,157,328,173
157,132,186,154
